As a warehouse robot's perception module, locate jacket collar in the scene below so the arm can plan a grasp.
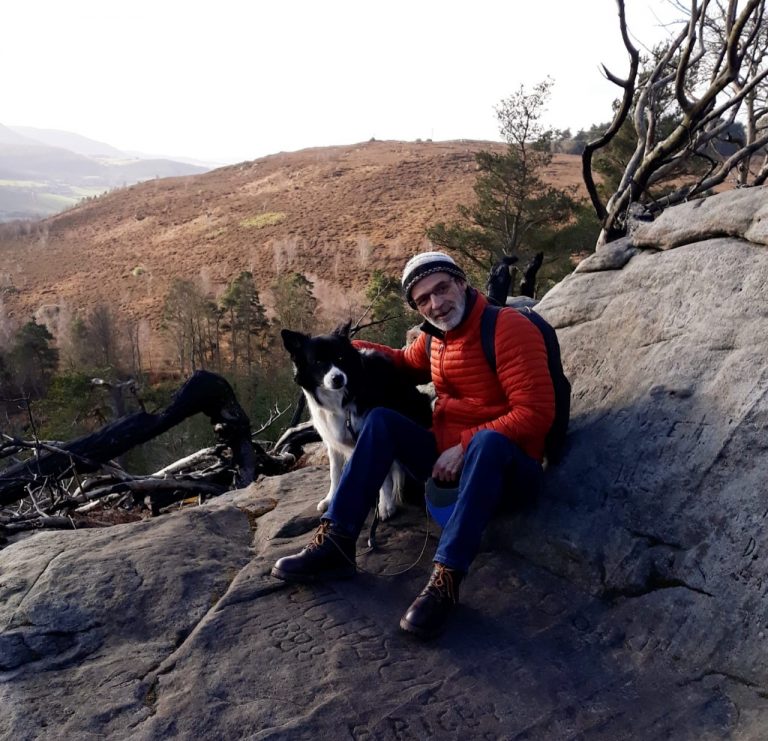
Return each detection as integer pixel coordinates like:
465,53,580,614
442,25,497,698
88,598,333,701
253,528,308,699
419,288,487,341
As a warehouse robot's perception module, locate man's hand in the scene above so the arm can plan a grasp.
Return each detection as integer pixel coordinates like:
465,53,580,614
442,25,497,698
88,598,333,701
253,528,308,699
432,444,464,482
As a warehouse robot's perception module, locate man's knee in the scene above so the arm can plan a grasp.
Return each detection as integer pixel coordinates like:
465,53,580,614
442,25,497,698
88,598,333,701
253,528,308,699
363,406,399,435
465,429,513,458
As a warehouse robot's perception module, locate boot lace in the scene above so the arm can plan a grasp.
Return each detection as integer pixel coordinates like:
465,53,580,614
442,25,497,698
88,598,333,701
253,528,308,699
426,563,458,603
307,520,332,550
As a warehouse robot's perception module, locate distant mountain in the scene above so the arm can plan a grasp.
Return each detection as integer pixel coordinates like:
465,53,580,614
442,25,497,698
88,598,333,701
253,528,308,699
0,123,39,147
0,143,108,182
0,124,213,221
109,158,214,181
9,126,127,158
125,150,226,169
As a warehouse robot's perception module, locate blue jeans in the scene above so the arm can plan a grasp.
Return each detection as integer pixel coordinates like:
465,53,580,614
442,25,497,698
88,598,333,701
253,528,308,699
324,407,543,573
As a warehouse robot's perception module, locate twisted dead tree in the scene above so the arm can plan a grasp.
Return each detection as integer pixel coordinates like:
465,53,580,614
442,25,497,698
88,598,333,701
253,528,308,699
0,371,302,537
486,255,518,305
519,252,544,299
585,0,768,244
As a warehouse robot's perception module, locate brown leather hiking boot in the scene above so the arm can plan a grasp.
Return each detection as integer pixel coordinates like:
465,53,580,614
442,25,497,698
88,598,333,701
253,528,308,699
399,562,463,640
271,520,356,583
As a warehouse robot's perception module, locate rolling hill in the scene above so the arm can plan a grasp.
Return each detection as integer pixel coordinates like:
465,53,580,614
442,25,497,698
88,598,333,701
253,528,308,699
8,126,127,157
0,139,587,368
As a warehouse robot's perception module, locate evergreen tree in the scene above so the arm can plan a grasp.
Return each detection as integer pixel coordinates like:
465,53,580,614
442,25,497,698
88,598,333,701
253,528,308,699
271,272,316,334
66,305,129,376
87,304,120,369
360,270,418,348
427,79,577,277
66,314,91,371
220,271,268,374
8,320,59,396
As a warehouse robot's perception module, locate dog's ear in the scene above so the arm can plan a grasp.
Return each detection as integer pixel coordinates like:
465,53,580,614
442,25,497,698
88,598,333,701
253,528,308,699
333,320,353,339
281,329,308,356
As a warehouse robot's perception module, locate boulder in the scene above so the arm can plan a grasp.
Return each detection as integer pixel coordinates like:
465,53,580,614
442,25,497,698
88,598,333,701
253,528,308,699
629,186,768,250
2,186,768,738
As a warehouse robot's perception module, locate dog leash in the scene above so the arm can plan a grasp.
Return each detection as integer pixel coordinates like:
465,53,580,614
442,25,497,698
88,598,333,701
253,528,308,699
345,408,358,442
326,500,434,577
335,412,431,576
367,507,380,549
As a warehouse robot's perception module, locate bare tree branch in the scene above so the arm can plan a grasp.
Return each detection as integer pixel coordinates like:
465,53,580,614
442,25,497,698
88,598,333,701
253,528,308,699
588,0,768,241
0,371,255,507
582,0,640,224
0,371,311,540
252,403,290,436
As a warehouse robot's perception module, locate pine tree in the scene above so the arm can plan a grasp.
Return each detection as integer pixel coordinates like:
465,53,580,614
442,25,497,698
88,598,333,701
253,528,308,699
8,320,59,396
271,272,316,335
360,270,418,348
427,79,577,276
220,271,268,374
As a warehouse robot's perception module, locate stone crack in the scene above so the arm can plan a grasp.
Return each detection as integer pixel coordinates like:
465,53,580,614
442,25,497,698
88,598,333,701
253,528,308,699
4,547,67,631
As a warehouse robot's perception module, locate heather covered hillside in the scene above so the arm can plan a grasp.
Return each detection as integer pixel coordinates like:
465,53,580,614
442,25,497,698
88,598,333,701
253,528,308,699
0,140,586,367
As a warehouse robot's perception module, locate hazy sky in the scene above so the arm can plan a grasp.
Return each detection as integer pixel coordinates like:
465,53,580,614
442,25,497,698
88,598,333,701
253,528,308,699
5,0,680,164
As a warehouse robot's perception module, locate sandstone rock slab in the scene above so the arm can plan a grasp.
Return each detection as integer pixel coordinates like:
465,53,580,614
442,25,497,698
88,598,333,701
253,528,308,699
5,188,768,738
0,464,756,739
631,185,768,249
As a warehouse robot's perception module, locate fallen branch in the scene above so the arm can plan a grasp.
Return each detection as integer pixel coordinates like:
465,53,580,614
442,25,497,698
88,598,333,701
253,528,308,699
273,420,321,458
0,370,253,507
0,515,76,534
0,371,311,541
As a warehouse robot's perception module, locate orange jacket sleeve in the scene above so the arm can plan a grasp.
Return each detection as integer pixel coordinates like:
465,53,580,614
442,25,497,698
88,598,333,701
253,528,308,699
352,336,431,384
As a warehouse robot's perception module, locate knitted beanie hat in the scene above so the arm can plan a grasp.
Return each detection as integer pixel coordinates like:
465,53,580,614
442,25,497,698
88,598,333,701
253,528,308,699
401,251,467,308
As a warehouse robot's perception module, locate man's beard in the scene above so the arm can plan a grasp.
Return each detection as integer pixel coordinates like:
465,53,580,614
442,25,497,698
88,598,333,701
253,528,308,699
430,291,466,332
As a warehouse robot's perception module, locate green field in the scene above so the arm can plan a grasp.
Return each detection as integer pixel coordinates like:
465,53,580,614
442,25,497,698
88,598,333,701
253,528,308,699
0,181,106,221
0,179,48,187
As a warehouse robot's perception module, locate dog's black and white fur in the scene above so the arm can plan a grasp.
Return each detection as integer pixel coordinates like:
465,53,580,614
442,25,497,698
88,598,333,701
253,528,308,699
281,323,432,520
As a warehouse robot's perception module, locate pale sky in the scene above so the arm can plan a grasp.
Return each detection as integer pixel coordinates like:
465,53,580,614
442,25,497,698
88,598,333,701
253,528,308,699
4,0,680,165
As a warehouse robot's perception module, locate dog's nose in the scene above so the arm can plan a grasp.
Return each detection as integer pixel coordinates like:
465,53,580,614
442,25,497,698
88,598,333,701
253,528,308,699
329,373,345,389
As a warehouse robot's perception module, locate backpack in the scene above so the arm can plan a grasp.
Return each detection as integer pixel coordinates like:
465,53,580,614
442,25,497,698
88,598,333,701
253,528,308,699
425,303,571,464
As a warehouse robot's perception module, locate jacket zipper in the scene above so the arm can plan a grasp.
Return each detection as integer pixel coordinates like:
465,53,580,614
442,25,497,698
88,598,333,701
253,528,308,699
434,341,448,448
438,341,446,381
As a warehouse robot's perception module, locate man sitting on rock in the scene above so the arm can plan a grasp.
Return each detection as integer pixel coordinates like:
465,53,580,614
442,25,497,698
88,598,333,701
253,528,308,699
272,251,555,639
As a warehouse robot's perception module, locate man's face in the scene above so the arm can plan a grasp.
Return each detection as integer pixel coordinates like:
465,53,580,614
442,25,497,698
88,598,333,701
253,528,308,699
410,271,467,332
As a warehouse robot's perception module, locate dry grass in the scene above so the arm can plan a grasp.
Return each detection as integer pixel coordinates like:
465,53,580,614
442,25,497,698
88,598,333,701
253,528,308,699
0,140,587,363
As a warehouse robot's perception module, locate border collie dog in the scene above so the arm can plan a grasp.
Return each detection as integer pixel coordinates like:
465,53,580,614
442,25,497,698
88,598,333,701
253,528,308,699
281,323,432,520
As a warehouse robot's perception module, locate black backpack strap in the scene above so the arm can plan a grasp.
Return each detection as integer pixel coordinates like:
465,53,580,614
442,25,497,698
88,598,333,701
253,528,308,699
481,304,501,372
425,334,432,364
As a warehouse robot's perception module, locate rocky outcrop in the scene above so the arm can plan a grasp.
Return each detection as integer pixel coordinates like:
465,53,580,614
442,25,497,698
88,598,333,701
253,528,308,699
2,186,768,738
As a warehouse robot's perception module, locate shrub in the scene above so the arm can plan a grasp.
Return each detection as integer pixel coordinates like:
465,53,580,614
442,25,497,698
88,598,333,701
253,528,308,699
240,212,286,229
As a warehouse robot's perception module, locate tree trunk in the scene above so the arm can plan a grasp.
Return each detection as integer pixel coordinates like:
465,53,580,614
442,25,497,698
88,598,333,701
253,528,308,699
0,370,255,507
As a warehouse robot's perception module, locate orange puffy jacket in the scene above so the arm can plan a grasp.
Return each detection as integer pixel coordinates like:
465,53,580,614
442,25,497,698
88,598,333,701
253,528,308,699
356,291,555,461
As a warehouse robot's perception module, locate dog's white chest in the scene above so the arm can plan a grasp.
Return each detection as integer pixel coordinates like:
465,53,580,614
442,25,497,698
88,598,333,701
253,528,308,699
305,391,359,451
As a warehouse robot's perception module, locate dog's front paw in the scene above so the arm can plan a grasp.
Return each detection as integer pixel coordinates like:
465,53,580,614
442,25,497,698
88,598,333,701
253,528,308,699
377,497,397,521
317,496,332,513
